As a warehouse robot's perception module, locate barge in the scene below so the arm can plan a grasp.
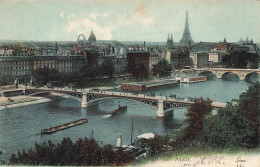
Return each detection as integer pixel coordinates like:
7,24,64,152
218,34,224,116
110,105,127,115
120,80,180,91
41,118,88,135
176,76,207,83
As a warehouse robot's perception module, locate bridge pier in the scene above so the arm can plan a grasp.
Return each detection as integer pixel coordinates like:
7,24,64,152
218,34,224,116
81,93,87,107
157,100,165,117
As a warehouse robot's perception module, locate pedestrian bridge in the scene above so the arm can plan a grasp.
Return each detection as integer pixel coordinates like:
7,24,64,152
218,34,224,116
24,88,226,117
195,68,260,80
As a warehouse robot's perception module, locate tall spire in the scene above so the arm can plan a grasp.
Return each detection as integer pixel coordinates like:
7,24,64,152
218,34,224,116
171,34,173,40
180,11,194,46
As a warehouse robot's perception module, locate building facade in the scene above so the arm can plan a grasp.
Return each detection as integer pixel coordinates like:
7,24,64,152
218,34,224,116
127,50,150,78
0,55,85,77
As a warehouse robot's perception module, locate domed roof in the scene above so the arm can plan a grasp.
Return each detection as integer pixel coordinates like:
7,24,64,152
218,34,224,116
88,30,97,43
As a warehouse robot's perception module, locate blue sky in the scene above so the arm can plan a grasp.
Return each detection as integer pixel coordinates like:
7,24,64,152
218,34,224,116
0,0,259,42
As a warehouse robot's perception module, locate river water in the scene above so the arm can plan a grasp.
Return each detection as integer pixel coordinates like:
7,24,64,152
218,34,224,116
0,79,253,161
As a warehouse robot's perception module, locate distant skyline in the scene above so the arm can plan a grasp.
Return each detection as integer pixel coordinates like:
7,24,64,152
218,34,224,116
0,0,259,43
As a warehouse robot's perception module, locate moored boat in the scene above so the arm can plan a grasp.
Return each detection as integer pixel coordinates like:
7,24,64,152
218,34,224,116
176,76,207,83
41,118,88,135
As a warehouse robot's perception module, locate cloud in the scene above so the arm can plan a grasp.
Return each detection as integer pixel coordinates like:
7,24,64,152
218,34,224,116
122,4,154,28
135,4,148,16
64,18,113,40
59,12,64,18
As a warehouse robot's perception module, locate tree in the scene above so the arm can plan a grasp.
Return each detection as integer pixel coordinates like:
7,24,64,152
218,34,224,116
152,59,172,77
0,75,15,86
202,82,260,148
100,59,115,76
184,98,213,139
236,82,260,147
147,135,170,157
32,68,60,86
9,137,134,166
221,51,259,69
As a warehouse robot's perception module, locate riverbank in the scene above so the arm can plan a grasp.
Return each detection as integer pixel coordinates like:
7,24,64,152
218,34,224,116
0,96,51,110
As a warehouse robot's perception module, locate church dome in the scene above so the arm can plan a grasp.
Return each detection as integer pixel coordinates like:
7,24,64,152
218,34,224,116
88,30,97,43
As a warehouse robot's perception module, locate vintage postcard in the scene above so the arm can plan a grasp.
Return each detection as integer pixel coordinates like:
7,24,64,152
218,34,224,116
0,0,259,166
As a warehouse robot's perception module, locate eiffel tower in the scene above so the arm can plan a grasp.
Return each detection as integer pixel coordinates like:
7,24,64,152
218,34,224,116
180,11,194,46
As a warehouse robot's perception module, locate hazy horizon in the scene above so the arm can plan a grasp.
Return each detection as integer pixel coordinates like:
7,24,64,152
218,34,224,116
0,0,259,43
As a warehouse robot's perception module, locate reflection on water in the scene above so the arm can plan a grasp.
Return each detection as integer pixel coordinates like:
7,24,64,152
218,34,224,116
0,80,253,161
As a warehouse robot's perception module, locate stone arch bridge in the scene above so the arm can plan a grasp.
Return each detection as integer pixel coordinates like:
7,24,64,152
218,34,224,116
24,88,226,117
195,68,260,80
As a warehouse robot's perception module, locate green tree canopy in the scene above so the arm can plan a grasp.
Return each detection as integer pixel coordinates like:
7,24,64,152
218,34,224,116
152,59,172,77
184,98,213,139
32,68,60,86
0,75,15,86
100,59,115,76
9,137,134,166
222,51,259,69
202,82,260,148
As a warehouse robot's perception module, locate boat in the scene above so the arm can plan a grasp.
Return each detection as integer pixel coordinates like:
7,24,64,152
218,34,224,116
110,105,127,115
176,76,207,83
41,118,88,135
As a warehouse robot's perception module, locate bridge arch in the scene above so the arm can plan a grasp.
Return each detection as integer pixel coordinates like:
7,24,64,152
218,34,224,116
27,90,83,102
86,95,158,110
244,72,260,82
221,72,240,80
198,71,217,80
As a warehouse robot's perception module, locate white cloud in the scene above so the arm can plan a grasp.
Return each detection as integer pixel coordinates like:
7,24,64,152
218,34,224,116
59,12,64,18
64,18,113,40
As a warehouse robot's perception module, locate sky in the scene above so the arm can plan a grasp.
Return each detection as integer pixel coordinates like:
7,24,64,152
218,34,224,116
0,0,259,43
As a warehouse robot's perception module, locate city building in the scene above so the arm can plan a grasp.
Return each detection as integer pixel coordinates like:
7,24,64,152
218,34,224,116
149,52,161,70
190,52,210,68
229,45,249,53
190,42,216,53
126,49,150,78
97,55,127,73
208,52,223,64
0,54,85,77
243,39,259,54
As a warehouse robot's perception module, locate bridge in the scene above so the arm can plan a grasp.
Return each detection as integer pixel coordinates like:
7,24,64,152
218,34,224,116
195,68,260,80
24,88,226,117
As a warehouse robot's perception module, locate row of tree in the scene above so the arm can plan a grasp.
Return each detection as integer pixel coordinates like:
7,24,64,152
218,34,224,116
0,75,15,86
8,137,133,166
221,51,259,69
127,58,172,78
